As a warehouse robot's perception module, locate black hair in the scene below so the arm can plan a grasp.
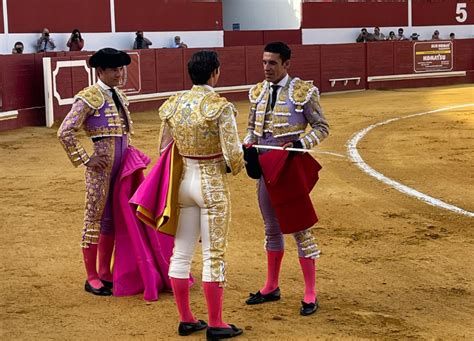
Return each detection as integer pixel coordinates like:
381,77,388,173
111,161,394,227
72,28,82,40
14,41,23,47
264,42,291,63
187,51,220,85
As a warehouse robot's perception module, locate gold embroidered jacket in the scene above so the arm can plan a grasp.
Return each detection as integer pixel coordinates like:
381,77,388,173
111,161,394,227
158,85,244,175
244,77,329,149
57,84,133,167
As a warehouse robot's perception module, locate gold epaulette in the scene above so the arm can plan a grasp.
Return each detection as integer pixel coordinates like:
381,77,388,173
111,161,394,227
75,85,105,109
248,81,267,104
289,78,317,107
200,92,234,120
159,93,181,120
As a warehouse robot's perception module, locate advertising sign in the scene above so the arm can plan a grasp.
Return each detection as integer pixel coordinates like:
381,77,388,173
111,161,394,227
414,41,453,73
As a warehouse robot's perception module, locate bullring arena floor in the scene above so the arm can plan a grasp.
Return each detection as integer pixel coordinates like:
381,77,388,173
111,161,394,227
1,84,473,340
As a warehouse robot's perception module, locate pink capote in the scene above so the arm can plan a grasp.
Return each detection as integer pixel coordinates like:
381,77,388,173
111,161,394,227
112,146,174,301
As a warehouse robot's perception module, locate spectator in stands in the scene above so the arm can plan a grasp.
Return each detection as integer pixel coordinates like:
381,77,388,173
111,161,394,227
172,36,188,48
431,30,440,40
410,33,420,41
396,28,408,40
12,41,24,54
372,27,385,41
356,28,374,42
37,28,56,52
67,29,84,51
387,31,396,40
133,31,153,49
450,32,456,40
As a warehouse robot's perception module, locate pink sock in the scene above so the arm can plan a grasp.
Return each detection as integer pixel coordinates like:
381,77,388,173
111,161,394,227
98,234,115,282
82,244,103,289
202,282,229,328
261,250,284,295
170,277,197,323
299,257,317,304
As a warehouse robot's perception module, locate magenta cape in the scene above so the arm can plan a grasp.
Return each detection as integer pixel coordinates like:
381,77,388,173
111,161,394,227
259,150,322,234
112,146,174,301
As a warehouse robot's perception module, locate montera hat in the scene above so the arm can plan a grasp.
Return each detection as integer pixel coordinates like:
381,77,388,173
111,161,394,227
89,48,131,68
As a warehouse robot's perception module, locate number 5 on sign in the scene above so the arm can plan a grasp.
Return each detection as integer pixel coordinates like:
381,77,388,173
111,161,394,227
456,3,467,23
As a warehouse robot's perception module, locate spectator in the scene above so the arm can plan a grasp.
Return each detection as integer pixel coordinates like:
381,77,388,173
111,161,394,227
432,30,440,40
410,33,420,41
67,29,84,51
450,32,456,40
373,27,386,41
12,41,24,54
396,28,408,40
37,28,56,52
387,31,396,40
356,28,374,42
172,35,188,48
133,31,152,49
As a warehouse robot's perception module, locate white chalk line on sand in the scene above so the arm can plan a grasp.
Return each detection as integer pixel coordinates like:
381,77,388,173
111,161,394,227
347,104,474,218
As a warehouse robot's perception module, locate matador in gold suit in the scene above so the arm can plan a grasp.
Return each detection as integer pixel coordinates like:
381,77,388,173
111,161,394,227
158,51,244,340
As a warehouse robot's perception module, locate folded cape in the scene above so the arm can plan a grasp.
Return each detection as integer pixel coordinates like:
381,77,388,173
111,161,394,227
112,146,174,301
259,150,322,234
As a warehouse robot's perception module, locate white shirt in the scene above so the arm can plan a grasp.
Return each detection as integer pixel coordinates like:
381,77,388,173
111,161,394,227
97,79,115,97
270,74,289,99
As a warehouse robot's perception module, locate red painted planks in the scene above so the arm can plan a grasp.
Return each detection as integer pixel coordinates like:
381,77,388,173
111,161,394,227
453,38,474,71
215,47,246,87
367,41,395,77
320,43,366,92
155,48,184,92
263,30,302,45
224,31,264,47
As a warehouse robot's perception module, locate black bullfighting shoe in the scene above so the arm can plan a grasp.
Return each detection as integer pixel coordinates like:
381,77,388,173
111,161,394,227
100,279,113,290
84,280,112,296
178,319,208,336
206,324,243,341
300,300,319,316
245,287,281,305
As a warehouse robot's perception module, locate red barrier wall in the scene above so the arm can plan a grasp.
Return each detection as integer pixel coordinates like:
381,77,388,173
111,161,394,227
224,31,264,47
7,0,111,33
367,41,395,77
453,39,474,71
412,0,474,26
302,2,408,28
320,44,366,92
115,0,223,32
156,49,184,92
224,30,301,47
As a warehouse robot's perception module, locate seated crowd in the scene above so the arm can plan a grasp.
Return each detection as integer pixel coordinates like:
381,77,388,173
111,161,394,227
356,27,455,42
11,27,188,54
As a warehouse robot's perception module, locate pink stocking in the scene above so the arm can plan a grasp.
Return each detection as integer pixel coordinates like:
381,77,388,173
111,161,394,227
261,250,284,295
170,277,197,323
202,282,229,328
82,244,103,289
299,257,317,304
98,234,114,282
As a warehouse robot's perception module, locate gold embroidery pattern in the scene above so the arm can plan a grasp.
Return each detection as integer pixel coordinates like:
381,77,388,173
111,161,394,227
218,106,244,175
82,138,115,247
289,78,316,106
273,123,307,137
248,81,268,104
76,85,105,109
162,86,234,157
199,159,230,283
294,229,321,259
58,100,92,167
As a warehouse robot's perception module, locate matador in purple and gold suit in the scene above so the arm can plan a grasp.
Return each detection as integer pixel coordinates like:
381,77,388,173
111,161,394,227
58,48,132,296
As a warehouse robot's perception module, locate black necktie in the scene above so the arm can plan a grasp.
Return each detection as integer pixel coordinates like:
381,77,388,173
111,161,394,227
270,85,280,110
110,88,123,112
